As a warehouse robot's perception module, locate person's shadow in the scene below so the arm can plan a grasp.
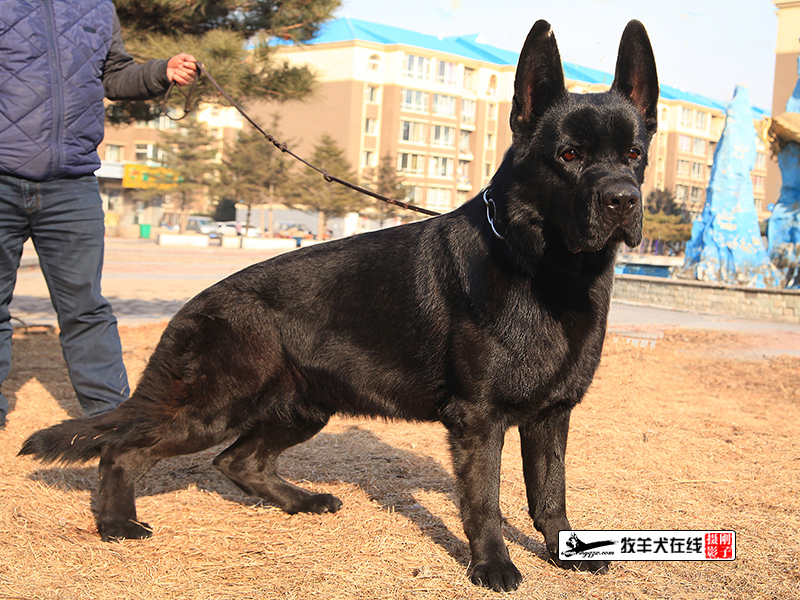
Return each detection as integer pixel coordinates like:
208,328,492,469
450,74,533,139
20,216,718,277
3,324,85,420
27,425,551,569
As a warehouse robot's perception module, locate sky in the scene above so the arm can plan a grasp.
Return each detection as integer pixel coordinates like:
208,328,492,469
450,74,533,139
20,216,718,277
337,0,781,112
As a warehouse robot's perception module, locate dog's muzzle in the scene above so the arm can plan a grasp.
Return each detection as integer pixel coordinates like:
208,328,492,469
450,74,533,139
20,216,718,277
598,181,643,248
600,182,640,220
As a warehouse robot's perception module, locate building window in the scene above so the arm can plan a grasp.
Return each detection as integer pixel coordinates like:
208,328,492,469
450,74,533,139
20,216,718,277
463,67,477,92
365,85,380,103
484,162,492,177
400,121,426,143
404,185,424,204
487,74,497,97
694,111,707,131
105,144,123,162
397,152,425,174
367,54,380,71
487,103,497,120
680,107,693,128
691,162,705,180
427,186,452,210
361,150,376,168
100,186,122,212
693,137,706,156
401,89,428,113
485,133,495,149
755,152,766,169
433,94,457,117
753,175,765,191
675,185,688,202
134,143,159,165
431,125,455,147
461,99,476,125
677,160,691,177
678,135,692,153
458,160,471,187
429,156,454,178
403,54,430,80
435,60,457,85
156,111,179,130
690,187,704,204
364,118,377,135
459,130,471,153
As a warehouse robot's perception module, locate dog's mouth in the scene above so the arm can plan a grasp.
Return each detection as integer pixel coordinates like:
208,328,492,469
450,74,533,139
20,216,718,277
566,220,642,254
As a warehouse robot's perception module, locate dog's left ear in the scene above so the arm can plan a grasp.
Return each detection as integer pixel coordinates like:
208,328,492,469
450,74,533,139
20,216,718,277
610,20,659,137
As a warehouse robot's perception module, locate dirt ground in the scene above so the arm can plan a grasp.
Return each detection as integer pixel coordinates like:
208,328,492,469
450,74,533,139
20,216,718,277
1,323,798,600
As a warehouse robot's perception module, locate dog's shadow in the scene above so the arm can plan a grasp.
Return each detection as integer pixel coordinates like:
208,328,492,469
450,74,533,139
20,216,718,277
28,425,549,567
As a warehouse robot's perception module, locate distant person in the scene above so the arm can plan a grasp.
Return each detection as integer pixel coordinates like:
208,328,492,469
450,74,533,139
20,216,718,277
0,0,197,428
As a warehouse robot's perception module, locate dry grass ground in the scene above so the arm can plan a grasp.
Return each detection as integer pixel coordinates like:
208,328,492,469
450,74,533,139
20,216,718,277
1,323,798,599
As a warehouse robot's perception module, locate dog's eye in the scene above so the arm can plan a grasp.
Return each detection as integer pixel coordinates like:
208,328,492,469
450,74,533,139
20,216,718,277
561,149,579,162
628,148,641,160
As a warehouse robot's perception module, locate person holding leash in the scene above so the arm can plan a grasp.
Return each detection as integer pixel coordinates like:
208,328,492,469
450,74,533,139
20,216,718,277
0,0,197,428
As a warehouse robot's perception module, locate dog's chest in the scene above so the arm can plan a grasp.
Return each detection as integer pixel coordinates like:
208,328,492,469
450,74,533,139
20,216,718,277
448,268,610,413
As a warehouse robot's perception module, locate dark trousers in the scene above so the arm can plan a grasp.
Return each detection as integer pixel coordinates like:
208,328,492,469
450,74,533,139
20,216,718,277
0,174,129,423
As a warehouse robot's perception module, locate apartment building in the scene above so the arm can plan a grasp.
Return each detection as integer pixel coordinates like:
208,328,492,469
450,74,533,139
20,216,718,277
250,18,524,213
645,90,770,217
259,18,770,218
95,17,772,229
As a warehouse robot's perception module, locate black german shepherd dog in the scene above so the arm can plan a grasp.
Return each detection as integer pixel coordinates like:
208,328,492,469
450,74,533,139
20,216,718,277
21,20,658,592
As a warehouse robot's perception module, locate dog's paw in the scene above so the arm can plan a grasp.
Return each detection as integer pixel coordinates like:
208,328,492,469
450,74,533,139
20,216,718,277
98,520,153,542
551,556,610,574
469,560,522,592
294,493,343,514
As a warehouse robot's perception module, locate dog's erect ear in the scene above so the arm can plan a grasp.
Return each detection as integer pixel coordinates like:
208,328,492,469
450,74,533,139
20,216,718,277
511,20,567,135
610,20,659,136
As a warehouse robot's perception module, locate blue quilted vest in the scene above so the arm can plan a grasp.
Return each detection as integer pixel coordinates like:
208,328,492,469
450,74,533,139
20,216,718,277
0,0,115,181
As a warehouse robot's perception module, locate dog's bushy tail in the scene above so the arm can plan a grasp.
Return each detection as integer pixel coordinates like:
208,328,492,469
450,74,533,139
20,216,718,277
18,410,134,464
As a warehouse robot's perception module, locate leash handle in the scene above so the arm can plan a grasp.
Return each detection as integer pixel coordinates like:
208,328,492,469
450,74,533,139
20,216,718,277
161,61,441,218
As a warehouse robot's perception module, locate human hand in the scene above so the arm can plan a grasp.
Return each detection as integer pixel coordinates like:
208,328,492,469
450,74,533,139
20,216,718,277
166,54,197,86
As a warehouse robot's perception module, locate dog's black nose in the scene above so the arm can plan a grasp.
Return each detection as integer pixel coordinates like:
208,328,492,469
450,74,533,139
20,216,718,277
600,185,640,215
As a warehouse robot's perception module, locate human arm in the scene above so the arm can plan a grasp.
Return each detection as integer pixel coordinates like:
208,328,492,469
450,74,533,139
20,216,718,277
102,10,195,100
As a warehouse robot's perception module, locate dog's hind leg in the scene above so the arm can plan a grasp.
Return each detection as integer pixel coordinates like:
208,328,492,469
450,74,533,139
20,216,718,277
97,446,160,542
213,419,342,514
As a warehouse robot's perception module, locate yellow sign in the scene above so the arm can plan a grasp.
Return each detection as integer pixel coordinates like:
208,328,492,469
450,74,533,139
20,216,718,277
122,164,181,189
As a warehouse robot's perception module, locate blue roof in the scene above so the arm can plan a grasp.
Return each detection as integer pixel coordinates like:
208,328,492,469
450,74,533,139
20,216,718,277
293,18,770,116
302,18,519,65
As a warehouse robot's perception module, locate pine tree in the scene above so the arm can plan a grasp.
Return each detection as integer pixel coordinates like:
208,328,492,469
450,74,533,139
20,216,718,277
362,153,408,227
221,115,293,235
144,117,219,231
284,134,364,237
645,188,681,216
110,0,340,123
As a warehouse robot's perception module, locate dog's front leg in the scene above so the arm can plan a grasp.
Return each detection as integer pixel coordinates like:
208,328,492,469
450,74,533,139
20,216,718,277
520,408,610,573
448,419,522,592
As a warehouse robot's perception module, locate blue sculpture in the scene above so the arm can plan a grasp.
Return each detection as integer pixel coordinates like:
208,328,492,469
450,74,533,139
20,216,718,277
766,55,800,288
680,85,779,288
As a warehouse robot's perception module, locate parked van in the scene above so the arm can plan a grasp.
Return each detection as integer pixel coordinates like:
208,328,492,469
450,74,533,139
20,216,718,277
185,216,218,236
